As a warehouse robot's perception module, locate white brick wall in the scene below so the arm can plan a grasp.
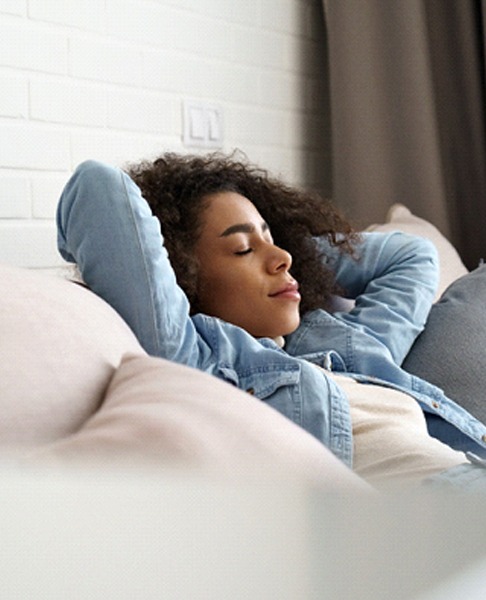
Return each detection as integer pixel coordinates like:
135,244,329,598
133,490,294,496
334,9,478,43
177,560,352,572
0,0,330,267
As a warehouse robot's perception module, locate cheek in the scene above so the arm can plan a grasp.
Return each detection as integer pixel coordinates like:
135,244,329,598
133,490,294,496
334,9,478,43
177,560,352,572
196,265,232,313
198,265,255,323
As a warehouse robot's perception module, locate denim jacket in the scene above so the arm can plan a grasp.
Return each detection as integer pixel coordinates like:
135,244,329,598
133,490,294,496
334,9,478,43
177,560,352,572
57,160,486,470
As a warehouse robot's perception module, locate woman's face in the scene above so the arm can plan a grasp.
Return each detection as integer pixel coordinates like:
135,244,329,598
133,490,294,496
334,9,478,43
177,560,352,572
194,191,301,338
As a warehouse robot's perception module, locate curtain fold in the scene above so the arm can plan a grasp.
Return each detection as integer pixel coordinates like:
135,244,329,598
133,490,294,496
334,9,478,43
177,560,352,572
324,0,486,269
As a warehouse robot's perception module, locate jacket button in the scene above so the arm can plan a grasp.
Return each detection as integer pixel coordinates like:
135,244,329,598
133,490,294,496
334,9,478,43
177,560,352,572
432,401,439,409
246,388,255,395
482,434,486,443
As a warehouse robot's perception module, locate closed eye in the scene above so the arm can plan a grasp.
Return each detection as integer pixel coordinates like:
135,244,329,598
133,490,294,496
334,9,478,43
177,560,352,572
234,248,252,256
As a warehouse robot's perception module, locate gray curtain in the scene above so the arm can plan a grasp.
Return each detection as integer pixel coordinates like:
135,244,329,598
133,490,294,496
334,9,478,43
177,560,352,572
324,0,486,269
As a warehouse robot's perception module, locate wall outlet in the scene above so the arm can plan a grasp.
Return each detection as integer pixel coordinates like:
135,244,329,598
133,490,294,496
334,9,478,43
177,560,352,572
182,99,224,148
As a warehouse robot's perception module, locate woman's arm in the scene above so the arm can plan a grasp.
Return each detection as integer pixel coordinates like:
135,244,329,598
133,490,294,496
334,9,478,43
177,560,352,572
57,160,203,366
319,231,440,364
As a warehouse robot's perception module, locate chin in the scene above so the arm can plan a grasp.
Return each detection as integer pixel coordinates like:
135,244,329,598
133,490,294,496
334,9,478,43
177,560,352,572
270,318,300,338
280,324,299,337
238,312,300,339
249,323,298,339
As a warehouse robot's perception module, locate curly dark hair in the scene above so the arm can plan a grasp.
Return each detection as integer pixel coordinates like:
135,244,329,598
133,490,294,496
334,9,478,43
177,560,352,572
125,151,359,316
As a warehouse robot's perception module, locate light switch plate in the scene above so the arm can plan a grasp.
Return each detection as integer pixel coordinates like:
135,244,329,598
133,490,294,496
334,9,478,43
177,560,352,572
182,100,224,148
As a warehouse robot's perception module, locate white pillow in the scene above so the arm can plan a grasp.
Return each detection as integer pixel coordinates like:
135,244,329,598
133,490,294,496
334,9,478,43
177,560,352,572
29,354,363,491
0,263,144,447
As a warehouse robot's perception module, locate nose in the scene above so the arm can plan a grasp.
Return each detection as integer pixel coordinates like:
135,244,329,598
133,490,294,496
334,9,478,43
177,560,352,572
267,244,292,274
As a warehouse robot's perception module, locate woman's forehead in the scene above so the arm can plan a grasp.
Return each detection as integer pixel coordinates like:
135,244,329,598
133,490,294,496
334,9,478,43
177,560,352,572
200,191,265,233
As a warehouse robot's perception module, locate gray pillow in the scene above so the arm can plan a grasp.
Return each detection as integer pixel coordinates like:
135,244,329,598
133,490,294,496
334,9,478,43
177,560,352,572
403,265,486,424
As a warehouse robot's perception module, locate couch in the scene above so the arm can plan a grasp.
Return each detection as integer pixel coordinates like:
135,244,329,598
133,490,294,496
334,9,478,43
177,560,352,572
2,204,486,599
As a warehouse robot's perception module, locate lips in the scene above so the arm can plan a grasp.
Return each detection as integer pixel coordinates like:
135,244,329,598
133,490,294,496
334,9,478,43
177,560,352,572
269,280,301,301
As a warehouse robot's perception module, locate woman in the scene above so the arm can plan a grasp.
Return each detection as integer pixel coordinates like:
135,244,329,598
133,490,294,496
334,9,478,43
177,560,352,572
57,153,486,491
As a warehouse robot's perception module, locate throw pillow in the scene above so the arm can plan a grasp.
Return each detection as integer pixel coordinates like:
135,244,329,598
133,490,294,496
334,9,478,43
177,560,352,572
31,354,363,491
403,265,486,424
0,263,144,447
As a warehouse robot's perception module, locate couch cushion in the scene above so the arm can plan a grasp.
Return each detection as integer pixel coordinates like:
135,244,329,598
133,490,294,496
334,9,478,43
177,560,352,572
403,265,486,424
0,263,144,446
30,354,362,490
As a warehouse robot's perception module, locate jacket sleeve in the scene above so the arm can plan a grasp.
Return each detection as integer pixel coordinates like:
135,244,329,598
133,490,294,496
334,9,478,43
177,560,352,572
318,231,440,364
56,160,204,367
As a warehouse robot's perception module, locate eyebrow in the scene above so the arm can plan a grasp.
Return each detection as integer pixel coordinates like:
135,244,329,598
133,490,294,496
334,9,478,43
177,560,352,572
220,221,269,238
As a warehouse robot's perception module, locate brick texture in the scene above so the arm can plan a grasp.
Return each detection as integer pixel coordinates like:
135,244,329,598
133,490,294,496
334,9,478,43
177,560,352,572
0,0,330,267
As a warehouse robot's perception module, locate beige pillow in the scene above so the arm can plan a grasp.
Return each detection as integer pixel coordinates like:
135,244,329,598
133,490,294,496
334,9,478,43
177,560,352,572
368,204,468,299
31,354,362,491
0,263,144,447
